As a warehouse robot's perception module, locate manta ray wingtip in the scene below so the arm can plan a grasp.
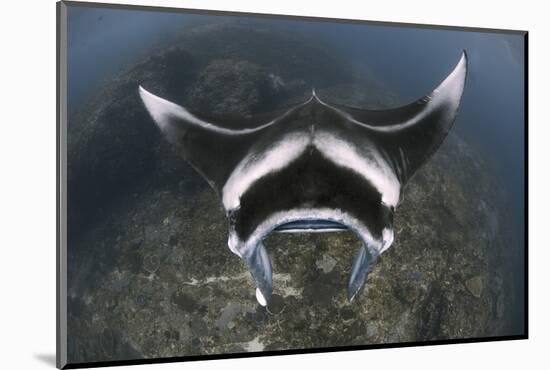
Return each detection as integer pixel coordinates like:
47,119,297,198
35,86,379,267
450,50,468,83
138,84,149,98
137,84,160,115
460,50,469,77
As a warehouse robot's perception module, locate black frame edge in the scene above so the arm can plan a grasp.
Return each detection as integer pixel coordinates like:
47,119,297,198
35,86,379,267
57,1,68,369
62,335,527,369
56,2,61,368
523,32,529,339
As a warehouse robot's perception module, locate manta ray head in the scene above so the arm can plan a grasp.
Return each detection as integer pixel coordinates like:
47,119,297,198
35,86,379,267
139,52,468,305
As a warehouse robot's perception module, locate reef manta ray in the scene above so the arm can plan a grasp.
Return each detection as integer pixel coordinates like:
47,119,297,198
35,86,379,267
139,51,468,306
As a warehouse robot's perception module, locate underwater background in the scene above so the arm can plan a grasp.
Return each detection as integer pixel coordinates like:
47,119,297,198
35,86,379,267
65,4,525,363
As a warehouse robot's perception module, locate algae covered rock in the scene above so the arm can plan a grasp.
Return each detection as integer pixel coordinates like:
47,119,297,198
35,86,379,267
465,276,484,298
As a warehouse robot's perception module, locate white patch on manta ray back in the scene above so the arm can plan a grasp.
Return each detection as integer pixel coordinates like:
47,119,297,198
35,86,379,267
222,133,310,210
314,132,401,207
222,130,401,211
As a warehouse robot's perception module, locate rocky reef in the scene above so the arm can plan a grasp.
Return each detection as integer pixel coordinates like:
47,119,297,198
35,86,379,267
66,22,520,363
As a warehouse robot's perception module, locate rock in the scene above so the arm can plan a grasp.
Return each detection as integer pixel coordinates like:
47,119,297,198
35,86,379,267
215,303,244,330
186,59,269,116
142,254,160,274
189,319,209,337
315,255,337,273
302,270,341,306
244,336,265,352
266,294,285,315
465,276,484,298
171,291,198,313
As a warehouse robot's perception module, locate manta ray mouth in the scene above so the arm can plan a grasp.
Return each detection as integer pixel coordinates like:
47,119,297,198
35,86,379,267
233,208,388,306
273,219,348,233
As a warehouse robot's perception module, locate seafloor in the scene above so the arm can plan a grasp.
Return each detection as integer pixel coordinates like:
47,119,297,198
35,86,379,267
66,21,520,363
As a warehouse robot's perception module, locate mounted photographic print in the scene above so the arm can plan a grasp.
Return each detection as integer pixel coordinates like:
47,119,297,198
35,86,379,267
57,1,528,368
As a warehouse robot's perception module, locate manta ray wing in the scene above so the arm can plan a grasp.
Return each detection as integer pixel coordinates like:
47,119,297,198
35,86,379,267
139,86,304,193
318,51,468,183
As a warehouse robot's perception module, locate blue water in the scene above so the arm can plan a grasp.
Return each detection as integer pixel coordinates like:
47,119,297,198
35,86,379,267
67,5,525,332
68,6,215,112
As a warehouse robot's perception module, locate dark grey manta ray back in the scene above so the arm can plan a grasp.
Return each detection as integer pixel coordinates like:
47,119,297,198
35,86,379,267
139,52,468,305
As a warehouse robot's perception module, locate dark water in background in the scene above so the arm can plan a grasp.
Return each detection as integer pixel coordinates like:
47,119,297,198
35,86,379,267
67,6,525,332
